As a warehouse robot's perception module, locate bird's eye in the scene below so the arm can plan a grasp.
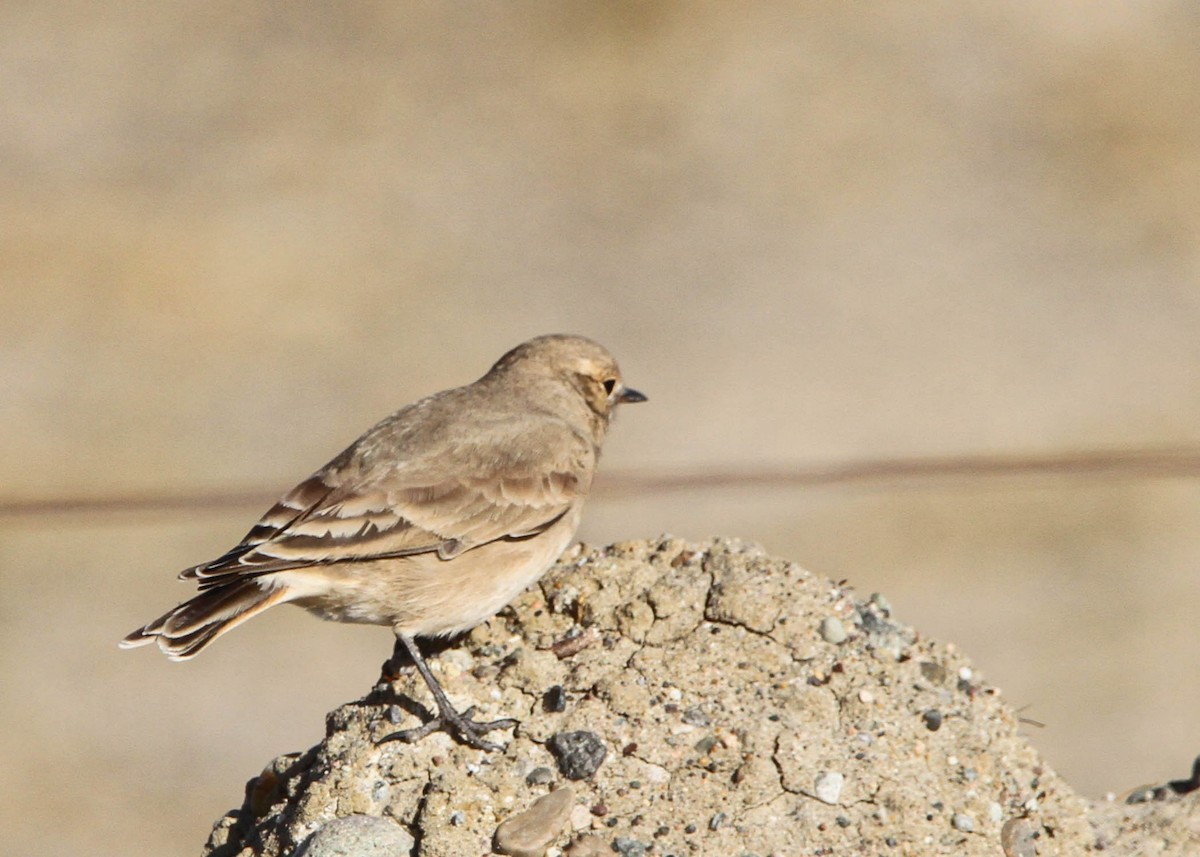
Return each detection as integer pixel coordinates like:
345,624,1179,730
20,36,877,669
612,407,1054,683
602,378,617,395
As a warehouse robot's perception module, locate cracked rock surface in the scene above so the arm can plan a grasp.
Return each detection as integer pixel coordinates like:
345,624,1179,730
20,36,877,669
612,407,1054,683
202,537,1200,856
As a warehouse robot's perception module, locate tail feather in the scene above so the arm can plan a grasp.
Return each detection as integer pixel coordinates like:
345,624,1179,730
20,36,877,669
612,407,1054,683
120,579,287,660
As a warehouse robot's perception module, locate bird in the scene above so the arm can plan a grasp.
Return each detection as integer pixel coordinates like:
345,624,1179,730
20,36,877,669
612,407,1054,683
120,334,645,750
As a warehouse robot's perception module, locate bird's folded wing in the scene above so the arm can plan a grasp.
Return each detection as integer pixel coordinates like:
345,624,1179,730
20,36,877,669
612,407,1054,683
181,422,591,586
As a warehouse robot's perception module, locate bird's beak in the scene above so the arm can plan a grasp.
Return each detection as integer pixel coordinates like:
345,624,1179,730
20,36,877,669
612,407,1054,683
618,387,647,404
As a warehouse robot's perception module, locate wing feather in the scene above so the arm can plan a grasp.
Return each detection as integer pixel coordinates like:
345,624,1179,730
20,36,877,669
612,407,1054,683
181,411,592,588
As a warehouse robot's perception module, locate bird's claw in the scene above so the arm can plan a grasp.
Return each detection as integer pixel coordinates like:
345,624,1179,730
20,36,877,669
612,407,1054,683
379,705,517,751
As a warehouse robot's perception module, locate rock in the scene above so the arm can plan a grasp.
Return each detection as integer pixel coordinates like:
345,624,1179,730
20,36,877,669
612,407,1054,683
547,731,607,781
198,537,1200,857
1000,817,1037,857
819,616,847,644
611,836,648,857
494,787,575,857
543,685,568,713
293,815,415,857
814,771,844,805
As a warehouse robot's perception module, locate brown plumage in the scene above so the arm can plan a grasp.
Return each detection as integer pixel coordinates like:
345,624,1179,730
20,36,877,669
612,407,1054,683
121,334,645,749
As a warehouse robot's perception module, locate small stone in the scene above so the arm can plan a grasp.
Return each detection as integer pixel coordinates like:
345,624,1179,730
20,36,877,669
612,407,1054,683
548,731,608,780
295,815,415,857
819,617,847,644
544,685,568,713
951,813,975,832
494,787,576,857
814,771,844,805
526,766,555,786
922,709,943,731
988,802,1004,824
709,812,727,831
919,661,948,684
612,836,649,857
869,592,891,614
449,811,465,826
1000,818,1038,857
568,804,592,831
682,706,710,726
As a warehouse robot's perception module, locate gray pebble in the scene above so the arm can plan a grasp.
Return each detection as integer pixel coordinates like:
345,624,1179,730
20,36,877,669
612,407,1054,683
869,592,892,614
1001,818,1038,857
548,731,607,780
494,787,575,857
612,836,648,857
682,706,710,726
951,813,975,832
709,811,727,830
819,617,847,644
526,766,555,786
295,814,415,857
922,709,943,731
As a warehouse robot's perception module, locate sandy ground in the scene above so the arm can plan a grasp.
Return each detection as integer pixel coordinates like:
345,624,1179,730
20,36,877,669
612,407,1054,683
3,4,1200,855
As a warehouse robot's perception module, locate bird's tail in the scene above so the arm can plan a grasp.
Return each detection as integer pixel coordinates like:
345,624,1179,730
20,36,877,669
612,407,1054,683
119,579,287,660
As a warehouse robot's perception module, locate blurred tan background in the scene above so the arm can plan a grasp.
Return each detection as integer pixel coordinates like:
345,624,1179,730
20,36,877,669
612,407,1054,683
4,2,1200,854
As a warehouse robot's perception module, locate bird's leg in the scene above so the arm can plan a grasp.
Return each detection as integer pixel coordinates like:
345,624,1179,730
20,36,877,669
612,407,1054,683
378,634,516,752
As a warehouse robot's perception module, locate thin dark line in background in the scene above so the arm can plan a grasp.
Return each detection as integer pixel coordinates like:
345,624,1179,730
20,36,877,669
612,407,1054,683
3,446,1199,521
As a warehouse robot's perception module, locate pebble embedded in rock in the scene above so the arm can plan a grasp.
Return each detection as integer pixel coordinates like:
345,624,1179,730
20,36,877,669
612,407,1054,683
923,709,943,731
544,685,568,713
1000,818,1038,857
612,836,649,857
494,786,576,857
819,617,847,644
814,771,845,805
526,766,555,786
294,814,415,857
548,731,608,780
952,813,975,832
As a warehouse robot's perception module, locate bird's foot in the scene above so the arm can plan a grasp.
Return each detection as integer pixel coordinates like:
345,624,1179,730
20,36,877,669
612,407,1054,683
379,705,517,752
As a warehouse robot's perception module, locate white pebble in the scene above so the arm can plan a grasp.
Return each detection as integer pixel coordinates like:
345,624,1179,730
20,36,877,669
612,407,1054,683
814,771,844,805
819,617,847,644
569,804,592,831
